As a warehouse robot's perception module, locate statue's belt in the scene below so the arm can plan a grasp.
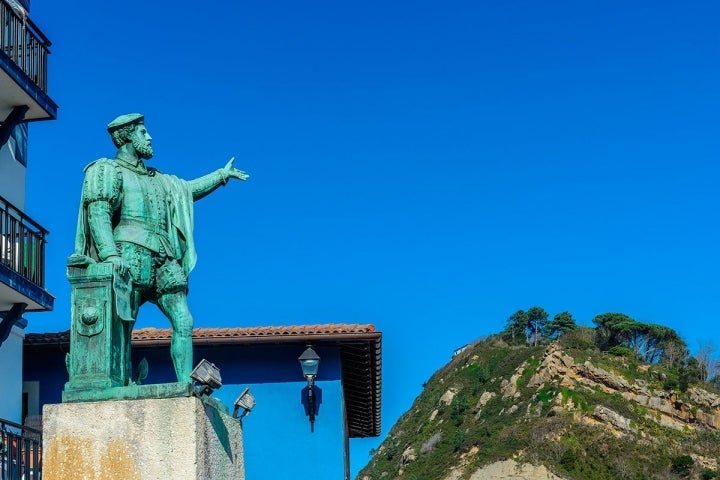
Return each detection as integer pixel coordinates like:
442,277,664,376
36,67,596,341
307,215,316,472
116,217,171,240
114,217,178,259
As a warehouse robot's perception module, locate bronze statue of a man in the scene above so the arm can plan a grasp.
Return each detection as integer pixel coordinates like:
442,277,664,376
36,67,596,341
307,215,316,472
71,113,248,384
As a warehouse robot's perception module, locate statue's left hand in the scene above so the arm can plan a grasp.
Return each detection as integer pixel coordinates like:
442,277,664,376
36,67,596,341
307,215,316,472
223,157,249,181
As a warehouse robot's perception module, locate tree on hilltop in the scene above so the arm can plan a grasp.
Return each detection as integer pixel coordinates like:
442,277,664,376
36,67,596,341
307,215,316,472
504,310,528,345
592,312,687,364
593,312,636,350
696,342,720,383
503,306,549,346
526,306,549,346
545,311,577,339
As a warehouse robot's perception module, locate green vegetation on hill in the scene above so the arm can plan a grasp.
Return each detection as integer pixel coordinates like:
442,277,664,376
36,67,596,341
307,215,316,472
357,308,720,480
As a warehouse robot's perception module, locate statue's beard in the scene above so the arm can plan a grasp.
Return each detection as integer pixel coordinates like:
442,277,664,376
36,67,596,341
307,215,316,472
133,137,154,159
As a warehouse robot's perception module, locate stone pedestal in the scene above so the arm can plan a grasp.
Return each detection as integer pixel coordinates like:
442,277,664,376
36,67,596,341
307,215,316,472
42,396,244,480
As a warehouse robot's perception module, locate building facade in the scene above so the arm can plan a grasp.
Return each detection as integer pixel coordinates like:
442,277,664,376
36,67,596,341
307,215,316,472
0,0,57,426
25,323,382,480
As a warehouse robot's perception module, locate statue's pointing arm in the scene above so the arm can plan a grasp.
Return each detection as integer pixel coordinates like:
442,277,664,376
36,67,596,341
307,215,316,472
188,157,249,201
83,162,122,261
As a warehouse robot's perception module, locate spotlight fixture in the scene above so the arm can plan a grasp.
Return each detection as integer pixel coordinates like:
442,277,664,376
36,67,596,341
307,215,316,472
190,359,222,396
298,345,321,432
233,387,256,419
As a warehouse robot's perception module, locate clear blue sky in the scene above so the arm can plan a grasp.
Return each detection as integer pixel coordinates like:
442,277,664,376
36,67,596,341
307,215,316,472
24,1,720,477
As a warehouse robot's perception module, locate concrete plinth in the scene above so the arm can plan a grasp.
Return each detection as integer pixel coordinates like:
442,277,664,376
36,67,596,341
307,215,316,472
42,396,244,480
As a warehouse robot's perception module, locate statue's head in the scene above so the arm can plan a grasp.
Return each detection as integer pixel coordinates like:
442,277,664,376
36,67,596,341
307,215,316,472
107,113,154,159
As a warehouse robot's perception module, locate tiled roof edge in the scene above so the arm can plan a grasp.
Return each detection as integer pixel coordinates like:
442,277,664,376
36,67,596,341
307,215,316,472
24,323,378,346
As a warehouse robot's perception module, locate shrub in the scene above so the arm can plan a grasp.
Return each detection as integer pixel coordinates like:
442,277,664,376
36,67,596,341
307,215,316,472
536,386,556,405
453,429,467,452
670,455,693,476
608,345,635,359
464,363,490,394
702,469,718,480
560,388,589,412
560,448,579,470
679,376,691,393
451,392,470,426
559,327,595,350
663,378,679,391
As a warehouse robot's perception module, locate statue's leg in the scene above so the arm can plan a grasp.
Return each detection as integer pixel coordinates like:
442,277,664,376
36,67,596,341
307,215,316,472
157,291,194,383
118,241,148,385
124,290,142,384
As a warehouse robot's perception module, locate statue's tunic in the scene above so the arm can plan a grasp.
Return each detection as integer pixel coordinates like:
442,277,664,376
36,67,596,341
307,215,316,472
73,158,209,298
114,163,176,257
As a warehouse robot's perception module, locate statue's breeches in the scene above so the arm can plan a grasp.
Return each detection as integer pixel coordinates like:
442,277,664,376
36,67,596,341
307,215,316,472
117,242,188,297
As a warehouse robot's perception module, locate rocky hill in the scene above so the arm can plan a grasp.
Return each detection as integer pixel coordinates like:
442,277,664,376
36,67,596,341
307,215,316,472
357,330,720,480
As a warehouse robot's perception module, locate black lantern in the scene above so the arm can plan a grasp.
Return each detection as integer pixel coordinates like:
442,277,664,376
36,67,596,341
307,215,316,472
298,346,320,431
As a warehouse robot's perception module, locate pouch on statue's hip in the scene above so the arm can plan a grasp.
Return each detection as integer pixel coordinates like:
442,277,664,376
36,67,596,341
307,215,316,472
113,272,133,322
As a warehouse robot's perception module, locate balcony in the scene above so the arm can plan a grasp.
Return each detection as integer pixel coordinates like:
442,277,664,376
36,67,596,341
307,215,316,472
0,0,57,123
0,194,52,312
0,418,41,480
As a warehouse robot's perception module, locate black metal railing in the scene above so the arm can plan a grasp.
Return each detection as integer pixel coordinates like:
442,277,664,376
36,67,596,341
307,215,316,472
0,194,47,287
0,418,41,480
0,0,51,92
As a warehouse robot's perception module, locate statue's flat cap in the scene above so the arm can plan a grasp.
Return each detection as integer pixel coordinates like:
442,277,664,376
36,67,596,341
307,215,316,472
107,113,144,132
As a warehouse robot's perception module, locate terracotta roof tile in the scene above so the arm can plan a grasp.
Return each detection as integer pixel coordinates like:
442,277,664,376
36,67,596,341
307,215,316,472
25,323,376,345
24,330,70,345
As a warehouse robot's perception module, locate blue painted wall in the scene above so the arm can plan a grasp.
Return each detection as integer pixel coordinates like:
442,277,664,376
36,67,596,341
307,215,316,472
23,348,66,408
25,342,350,480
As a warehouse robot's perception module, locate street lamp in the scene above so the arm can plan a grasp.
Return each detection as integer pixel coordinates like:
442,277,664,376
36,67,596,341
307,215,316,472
298,346,320,432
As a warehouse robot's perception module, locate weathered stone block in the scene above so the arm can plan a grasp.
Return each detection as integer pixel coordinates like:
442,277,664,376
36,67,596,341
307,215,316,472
42,396,244,480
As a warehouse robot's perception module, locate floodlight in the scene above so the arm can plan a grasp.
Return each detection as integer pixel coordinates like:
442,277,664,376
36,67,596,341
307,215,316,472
190,359,222,396
232,387,256,419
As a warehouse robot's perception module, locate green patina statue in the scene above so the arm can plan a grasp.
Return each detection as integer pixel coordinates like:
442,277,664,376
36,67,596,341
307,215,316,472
63,113,248,401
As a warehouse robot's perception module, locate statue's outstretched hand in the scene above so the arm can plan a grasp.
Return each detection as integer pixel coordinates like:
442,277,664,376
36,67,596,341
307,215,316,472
223,157,249,181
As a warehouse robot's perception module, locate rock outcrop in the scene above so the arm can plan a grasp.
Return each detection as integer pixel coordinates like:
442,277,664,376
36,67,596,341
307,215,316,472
527,344,720,433
466,460,565,480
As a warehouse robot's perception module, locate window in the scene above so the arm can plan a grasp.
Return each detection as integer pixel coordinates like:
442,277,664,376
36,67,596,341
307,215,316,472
9,123,28,166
